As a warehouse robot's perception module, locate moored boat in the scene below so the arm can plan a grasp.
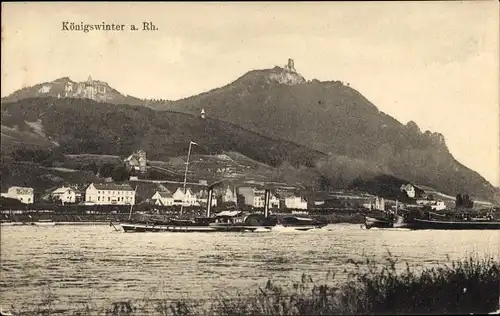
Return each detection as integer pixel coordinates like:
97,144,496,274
33,219,56,226
392,214,412,229
56,221,110,225
364,215,393,229
121,211,277,233
364,200,412,229
121,220,220,233
274,216,327,231
396,207,500,230
408,218,500,230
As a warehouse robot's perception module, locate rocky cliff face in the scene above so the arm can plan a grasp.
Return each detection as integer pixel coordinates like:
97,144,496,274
1,77,143,106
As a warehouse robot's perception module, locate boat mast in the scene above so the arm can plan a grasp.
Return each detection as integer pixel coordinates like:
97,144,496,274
206,186,213,218
128,186,138,221
234,185,240,212
180,141,196,218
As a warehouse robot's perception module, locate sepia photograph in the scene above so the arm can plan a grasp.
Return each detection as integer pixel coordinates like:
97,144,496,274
1,1,499,315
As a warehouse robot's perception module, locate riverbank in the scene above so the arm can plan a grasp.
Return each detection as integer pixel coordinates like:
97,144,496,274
0,210,367,225
0,221,110,226
7,255,499,315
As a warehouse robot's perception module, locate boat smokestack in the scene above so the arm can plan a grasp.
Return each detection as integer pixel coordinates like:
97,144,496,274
207,187,213,218
264,189,270,218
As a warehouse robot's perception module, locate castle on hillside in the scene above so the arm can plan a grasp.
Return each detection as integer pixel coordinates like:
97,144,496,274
124,150,147,173
284,58,297,73
271,58,305,85
64,75,108,102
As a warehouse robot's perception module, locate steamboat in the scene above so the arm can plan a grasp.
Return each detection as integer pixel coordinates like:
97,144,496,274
119,141,279,233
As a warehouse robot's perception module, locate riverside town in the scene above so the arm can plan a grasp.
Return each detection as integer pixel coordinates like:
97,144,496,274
2,57,499,315
2,3,499,316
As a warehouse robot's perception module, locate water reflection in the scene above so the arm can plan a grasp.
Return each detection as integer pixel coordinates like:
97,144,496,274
1,224,498,311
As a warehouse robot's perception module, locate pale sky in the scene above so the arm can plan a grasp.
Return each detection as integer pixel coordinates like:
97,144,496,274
2,2,499,187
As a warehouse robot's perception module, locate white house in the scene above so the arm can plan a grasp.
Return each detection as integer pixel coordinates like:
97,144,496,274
85,183,135,205
416,199,446,211
196,190,218,207
430,201,446,211
269,194,280,208
124,150,147,173
222,186,237,204
284,195,308,210
400,184,416,198
172,187,198,206
239,187,280,208
1,186,34,204
51,186,81,204
363,197,385,211
152,191,174,206
253,190,280,208
416,199,432,206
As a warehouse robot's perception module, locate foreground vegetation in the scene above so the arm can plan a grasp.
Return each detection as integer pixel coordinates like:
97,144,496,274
8,255,499,315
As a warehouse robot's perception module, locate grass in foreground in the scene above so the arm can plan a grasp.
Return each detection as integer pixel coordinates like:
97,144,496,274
8,255,500,315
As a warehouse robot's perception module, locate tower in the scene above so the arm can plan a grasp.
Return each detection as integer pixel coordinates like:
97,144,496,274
64,82,73,97
287,58,295,72
201,108,206,119
284,58,296,72
137,150,147,173
85,75,95,100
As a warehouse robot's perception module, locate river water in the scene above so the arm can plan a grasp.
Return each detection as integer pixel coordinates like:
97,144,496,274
1,224,499,312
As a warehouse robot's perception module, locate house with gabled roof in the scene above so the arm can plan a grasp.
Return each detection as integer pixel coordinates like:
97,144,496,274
1,186,34,204
51,186,82,204
172,187,198,206
152,190,174,206
85,183,135,205
124,150,147,173
400,183,416,198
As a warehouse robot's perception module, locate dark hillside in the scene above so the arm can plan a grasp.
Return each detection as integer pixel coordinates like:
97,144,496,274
1,97,325,168
148,66,498,201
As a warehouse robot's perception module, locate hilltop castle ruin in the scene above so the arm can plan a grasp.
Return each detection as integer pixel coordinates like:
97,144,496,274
269,58,305,85
284,58,297,73
64,75,108,102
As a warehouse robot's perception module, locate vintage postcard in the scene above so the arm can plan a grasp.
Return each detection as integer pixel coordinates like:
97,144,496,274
1,2,499,315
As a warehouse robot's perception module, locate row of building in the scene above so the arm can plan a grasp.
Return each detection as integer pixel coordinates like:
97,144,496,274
1,181,447,211
0,183,308,209
148,185,307,209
